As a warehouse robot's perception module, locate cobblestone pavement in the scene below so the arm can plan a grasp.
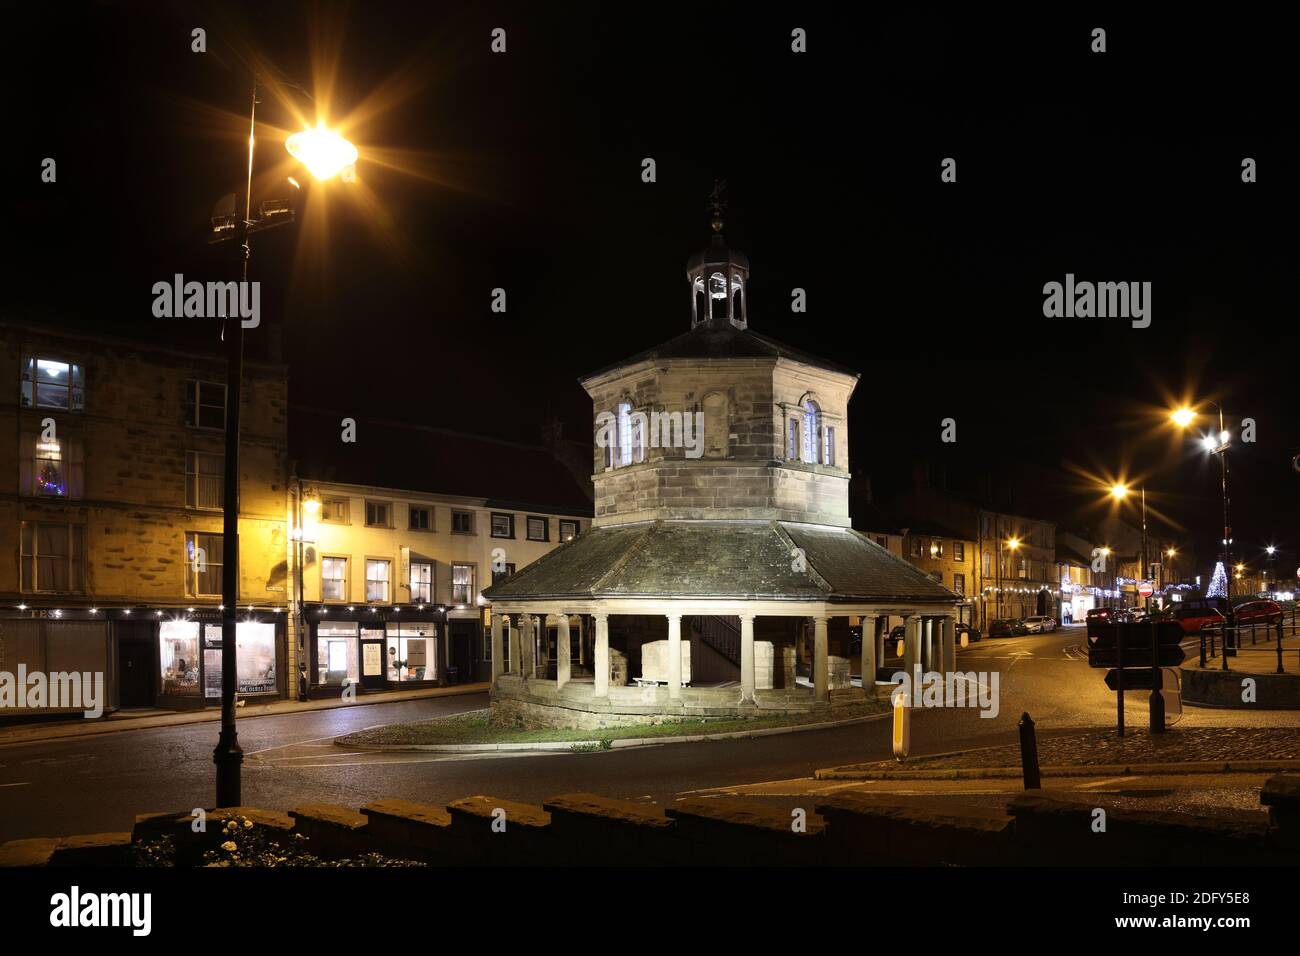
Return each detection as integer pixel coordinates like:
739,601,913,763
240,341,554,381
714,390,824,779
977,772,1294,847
840,727,1300,772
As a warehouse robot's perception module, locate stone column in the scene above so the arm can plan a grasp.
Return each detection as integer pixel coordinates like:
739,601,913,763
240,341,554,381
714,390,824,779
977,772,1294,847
922,617,933,672
594,613,609,698
739,613,756,704
577,615,586,665
903,615,921,679
507,615,520,675
860,612,877,690
814,616,829,702
520,614,534,679
942,615,956,673
875,616,886,670
666,613,683,700
538,615,550,675
491,611,504,684
557,614,571,689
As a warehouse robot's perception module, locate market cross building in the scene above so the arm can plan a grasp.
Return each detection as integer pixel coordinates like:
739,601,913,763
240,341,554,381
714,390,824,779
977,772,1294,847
483,214,961,729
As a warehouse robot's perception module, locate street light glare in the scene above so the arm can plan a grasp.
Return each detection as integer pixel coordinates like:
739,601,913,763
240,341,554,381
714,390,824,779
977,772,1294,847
1109,483,1129,500
1200,435,1218,453
1007,537,1020,550
1170,407,1196,428
285,125,359,180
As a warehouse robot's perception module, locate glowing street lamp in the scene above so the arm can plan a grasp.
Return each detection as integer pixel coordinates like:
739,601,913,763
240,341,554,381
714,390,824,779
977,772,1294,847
285,124,359,180
1170,401,1235,625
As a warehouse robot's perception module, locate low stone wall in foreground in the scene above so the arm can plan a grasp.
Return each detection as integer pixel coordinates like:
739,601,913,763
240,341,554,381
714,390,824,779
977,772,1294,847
4,776,1300,867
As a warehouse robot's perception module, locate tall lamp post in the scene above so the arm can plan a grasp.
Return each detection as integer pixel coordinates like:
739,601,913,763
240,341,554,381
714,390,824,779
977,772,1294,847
1171,404,1234,644
1109,483,1149,612
212,75,358,807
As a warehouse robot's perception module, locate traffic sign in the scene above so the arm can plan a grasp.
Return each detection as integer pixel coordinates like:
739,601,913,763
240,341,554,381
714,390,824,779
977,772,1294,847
1138,582,1154,597
1104,667,1181,691
1090,646,1185,668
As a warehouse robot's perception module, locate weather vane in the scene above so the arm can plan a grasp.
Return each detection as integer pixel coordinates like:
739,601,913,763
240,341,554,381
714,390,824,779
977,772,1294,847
708,178,727,233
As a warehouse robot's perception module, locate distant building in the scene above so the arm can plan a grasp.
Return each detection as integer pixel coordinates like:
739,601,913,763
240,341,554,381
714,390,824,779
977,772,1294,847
289,407,592,694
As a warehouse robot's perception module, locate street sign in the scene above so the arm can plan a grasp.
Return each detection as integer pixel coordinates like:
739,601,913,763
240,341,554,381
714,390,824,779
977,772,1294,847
1105,668,1156,691
1090,646,1185,668
1104,667,1182,692
1138,582,1154,597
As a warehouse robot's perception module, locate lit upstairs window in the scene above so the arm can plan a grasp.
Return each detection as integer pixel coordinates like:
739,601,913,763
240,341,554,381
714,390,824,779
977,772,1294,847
22,357,85,411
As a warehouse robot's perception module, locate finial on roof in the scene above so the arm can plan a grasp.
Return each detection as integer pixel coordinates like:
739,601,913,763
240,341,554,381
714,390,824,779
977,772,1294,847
708,178,727,233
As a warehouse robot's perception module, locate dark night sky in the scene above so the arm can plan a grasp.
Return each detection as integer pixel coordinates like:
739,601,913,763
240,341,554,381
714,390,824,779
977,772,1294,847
4,3,1298,577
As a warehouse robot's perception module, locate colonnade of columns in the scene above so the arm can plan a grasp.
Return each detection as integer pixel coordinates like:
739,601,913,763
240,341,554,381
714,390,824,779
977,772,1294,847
491,608,960,704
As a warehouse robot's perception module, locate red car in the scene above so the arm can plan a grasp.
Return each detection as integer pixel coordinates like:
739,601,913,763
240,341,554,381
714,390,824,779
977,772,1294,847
1234,599,1283,627
1171,602,1226,634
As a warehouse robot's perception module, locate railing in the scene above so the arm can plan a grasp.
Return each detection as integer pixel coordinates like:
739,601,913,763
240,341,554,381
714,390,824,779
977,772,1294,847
1198,606,1300,674
692,615,741,667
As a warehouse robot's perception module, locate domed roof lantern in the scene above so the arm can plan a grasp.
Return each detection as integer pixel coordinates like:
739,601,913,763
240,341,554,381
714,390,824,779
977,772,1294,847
687,180,749,330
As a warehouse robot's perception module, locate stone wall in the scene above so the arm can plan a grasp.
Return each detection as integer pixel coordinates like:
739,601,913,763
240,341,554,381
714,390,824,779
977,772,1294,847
0,325,289,605
8,778,1300,867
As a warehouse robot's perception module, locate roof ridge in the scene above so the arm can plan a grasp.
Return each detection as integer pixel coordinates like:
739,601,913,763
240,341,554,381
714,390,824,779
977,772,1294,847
770,522,832,593
589,520,660,593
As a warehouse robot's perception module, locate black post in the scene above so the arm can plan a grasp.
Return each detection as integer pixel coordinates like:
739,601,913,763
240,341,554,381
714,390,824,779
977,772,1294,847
1199,631,1206,667
213,77,257,808
1115,623,1125,738
1018,712,1041,789
1148,620,1164,733
1277,615,1285,675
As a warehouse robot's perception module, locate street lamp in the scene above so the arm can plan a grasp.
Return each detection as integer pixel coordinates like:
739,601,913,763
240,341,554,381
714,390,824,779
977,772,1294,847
212,75,358,808
997,536,1020,621
1108,482,1150,611
1170,403,1234,626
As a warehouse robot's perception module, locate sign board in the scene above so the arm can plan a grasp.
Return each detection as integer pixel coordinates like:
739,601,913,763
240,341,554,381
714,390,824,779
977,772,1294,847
1090,645,1185,668
362,643,383,677
1137,582,1154,597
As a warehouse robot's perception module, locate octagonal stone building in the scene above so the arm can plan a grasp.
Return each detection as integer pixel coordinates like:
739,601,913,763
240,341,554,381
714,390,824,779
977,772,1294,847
484,217,959,729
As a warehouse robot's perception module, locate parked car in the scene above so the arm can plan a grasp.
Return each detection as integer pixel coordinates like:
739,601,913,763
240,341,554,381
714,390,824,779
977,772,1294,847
1022,615,1058,634
1171,603,1226,634
956,622,981,644
1234,599,1283,628
988,618,1030,638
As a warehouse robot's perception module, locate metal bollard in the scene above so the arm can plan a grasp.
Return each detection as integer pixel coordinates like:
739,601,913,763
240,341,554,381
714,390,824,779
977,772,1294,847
1018,711,1041,790
1200,632,1207,667
1277,617,1285,675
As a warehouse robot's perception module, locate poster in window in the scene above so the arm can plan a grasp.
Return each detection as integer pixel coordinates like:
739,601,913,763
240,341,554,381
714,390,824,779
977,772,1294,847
362,642,382,676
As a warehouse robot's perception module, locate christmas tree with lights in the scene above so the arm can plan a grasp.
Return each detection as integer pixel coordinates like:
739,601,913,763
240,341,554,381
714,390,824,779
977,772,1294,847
1206,560,1228,598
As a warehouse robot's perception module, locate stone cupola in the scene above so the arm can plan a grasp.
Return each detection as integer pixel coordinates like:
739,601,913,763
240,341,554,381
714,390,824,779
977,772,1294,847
580,195,860,529
687,182,749,330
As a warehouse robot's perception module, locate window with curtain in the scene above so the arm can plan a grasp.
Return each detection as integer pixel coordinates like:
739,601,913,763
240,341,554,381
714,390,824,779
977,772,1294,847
366,559,391,602
20,433,84,498
322,556,348,601
21,522,85,592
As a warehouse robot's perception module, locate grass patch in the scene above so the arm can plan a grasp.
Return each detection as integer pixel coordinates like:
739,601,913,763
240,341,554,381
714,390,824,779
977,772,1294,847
337,701,886,748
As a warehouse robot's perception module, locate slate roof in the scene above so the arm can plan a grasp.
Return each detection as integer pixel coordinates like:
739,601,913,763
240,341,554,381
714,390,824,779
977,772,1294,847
291,406,593,517
580,319,860,380
482,520,960,604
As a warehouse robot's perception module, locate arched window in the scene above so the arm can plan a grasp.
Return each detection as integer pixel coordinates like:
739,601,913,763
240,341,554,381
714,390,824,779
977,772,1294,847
702,392,728,457
692,275,706,326
617,402,633,467
983,550,992,576
730,273,744,324
709,272,728,320
802,400,821,463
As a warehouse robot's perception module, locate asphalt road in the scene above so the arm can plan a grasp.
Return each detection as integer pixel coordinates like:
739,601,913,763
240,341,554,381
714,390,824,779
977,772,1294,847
4,627,1299,841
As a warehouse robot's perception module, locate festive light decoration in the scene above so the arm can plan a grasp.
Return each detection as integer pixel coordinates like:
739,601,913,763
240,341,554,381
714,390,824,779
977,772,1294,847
1207,561,1228,598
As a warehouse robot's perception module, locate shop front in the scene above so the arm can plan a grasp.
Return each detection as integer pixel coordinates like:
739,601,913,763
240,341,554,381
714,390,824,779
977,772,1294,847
1060,584,1095,625
306,606,442,696
156,612,285,710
